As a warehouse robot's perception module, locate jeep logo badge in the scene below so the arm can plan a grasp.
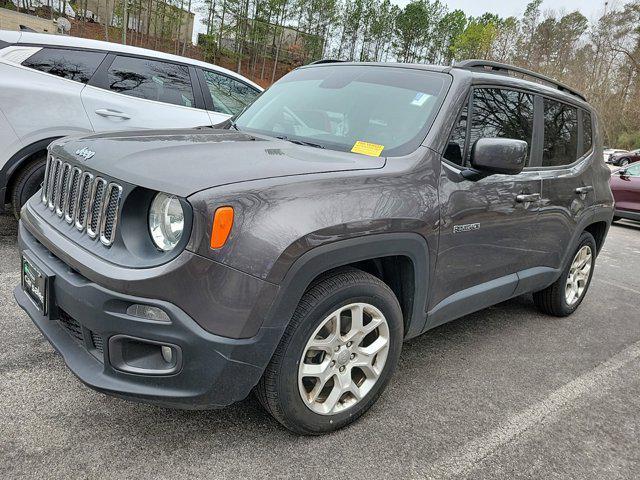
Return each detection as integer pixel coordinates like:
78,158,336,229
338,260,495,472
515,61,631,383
75,147,95,160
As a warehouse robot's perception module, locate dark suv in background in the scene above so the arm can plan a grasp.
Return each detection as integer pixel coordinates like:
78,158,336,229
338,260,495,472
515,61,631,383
15,60,614,435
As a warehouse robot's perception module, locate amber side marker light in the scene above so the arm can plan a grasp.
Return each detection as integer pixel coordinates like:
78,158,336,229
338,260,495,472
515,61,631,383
210,206,234,249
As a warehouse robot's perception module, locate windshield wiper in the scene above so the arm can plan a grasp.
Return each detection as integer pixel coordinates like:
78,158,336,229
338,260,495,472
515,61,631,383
275,135,325,149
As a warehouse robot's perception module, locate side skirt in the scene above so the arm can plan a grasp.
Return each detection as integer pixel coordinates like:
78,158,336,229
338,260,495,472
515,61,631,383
422,266,560,333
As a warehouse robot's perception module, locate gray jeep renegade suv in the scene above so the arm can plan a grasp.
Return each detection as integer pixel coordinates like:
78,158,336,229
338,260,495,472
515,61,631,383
15,60,614,434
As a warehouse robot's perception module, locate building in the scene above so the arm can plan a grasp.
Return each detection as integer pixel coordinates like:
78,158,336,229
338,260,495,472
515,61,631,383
0,6,58,33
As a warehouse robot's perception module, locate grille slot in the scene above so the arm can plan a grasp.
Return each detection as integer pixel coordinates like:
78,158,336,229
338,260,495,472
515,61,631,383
100,183,123,246
75,172,94,231
47,159,62,210
87,178,107,239
40,160,122,248
58,310,83,344
55,163,71,217
64,167,82,223
41,156,53,203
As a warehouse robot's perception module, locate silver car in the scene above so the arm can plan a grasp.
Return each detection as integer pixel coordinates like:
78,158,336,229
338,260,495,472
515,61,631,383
0,30,262,217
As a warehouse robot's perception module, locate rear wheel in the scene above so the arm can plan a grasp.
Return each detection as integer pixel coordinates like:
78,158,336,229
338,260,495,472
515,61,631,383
533,231,596,316
10,153,47,219
256,269,403,435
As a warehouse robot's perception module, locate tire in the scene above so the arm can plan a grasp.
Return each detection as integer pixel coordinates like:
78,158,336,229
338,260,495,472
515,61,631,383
533,231,597,317
10,153,47,219
256,268,403,435
619,158,630,166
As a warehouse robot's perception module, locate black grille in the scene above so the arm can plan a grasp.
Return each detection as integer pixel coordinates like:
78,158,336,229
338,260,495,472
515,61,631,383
91,331,103,353
58,310,83,344
40,157,121,247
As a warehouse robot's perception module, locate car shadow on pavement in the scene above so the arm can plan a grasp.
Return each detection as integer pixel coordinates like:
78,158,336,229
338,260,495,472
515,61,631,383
77,295,545,441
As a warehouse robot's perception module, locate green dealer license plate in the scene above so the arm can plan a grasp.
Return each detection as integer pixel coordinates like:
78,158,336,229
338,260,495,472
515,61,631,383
21,255,48,315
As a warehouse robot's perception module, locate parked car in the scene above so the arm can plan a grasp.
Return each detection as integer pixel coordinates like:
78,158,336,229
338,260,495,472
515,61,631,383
607,148,640,166
0,30,262,218
603,148,628,163
611,162,640,222
14,60,614,435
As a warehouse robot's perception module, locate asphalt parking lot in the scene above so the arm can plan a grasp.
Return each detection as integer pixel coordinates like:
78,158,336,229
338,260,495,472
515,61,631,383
1,214,639,479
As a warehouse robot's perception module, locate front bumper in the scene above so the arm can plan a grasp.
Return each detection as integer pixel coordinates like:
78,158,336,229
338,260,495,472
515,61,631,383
15,221,284,409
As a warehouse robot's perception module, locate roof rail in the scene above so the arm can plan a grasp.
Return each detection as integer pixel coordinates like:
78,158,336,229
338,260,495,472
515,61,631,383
455,59,586,101
308,59,346,65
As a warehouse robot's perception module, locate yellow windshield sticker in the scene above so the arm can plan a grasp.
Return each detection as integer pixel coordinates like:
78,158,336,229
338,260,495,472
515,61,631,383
351,141,384,157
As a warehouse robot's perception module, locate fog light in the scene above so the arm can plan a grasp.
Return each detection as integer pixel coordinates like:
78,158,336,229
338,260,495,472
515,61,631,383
161,345,173,363
126,304,170,322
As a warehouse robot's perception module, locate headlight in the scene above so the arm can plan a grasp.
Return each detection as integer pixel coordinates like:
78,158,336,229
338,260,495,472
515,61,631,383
149,193,184,251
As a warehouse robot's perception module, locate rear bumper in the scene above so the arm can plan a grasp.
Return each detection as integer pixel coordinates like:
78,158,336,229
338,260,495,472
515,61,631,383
15,223,284,409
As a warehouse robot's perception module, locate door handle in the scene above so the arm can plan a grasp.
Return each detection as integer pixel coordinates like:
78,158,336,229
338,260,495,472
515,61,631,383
516,193,540,203
95,109,131,119
575,186,594,195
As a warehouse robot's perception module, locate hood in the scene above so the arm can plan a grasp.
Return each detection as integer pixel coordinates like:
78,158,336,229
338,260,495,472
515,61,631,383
50,129,386,197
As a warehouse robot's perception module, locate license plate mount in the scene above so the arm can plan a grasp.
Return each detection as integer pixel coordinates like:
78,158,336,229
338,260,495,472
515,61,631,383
21,254,49,315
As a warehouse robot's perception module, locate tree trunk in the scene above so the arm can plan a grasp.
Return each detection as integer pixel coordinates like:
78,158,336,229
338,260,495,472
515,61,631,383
122,0,128,45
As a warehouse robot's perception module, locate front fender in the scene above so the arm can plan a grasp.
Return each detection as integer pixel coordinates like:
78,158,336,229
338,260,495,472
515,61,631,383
260,233,431,339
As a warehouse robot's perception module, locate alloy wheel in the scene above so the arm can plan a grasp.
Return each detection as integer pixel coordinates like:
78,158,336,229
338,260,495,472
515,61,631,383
565,245,592,306
298,303,390,415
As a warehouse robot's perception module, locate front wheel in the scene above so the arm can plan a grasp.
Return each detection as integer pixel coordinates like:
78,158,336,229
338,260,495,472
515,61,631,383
533,231,597,316
619,158,630,166
10,153,47,219
256,268,403,435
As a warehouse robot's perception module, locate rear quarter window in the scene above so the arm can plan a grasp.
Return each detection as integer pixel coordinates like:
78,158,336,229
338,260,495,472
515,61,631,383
579,110,593,157
22,47,106,83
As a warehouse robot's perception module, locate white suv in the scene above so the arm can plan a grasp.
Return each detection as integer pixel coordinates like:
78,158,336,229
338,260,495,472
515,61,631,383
0,30,262,217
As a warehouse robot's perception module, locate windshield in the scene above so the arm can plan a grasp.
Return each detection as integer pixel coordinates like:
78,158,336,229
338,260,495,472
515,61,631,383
234,66,449,157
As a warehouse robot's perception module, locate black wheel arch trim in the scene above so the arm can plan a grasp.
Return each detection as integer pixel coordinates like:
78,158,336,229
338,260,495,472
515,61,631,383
261,233,430,340
0,136,61,209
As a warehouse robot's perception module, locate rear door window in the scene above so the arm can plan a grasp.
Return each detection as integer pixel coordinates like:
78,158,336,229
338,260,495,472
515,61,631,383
202,70,260,116
468,88,534,164
106,56,195,108
542,99,578,166
22,47,106,83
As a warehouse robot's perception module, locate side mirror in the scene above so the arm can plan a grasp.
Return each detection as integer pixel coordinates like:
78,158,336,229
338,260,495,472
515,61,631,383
618,168,628,177
470,138,528,175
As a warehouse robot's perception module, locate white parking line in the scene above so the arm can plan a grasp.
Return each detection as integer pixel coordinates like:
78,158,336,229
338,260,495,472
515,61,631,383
595,279,640,296
425,339,640,479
